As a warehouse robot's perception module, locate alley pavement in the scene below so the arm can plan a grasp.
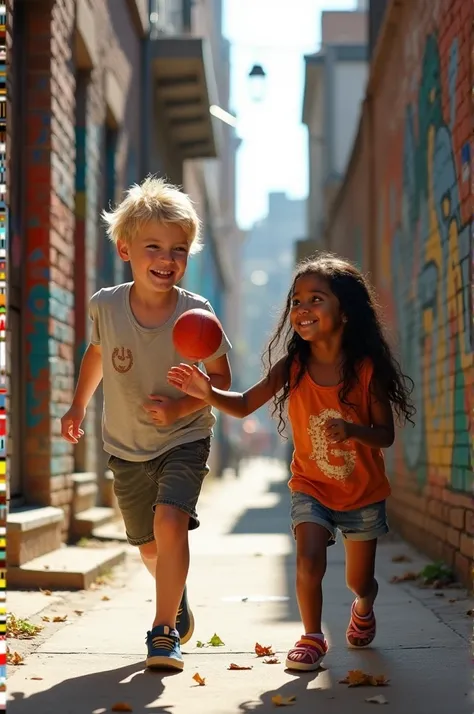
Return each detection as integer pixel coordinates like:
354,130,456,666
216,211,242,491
7,459,473,713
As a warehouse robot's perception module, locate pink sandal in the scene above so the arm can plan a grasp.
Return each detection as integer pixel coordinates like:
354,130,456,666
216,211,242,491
346,599,376,648
285,635,328,671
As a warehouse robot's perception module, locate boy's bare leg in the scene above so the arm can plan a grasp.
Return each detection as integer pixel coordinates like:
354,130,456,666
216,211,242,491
153,505,190,629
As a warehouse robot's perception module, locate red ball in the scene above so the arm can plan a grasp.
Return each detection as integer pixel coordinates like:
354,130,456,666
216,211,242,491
172,308,223,361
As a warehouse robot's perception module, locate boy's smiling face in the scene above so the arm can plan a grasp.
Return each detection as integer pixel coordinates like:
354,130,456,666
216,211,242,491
117,220,190,293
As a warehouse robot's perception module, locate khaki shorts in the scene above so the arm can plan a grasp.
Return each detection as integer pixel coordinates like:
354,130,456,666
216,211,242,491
107,437,211,546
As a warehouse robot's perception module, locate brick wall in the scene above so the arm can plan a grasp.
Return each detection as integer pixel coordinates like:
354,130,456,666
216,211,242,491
24,0,77,518
326,0,473,586
18,0,141,531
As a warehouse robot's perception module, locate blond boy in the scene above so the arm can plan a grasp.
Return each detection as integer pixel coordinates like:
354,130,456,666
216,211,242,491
61,177,232,671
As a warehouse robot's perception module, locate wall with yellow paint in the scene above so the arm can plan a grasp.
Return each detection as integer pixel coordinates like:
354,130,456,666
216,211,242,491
326,0,473,585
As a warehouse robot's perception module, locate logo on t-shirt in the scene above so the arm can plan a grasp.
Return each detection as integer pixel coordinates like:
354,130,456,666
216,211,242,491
112,347,134,374
307,408,356,481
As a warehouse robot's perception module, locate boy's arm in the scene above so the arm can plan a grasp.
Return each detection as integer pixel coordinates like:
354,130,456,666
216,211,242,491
61,343,103,442
72,343,103,407
174,354,232,419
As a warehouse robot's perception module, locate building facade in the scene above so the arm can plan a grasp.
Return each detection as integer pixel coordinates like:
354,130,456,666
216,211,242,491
6,0,239,582
324,0,473,586
302,7,368,247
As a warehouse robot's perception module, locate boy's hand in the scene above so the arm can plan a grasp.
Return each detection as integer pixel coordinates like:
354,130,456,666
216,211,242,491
325,418,352,443
143,395,181,426
61,405,86,443
167,364,212,401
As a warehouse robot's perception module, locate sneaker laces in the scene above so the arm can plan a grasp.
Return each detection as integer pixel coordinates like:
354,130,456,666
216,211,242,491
176,606,183,625
151,633,176,651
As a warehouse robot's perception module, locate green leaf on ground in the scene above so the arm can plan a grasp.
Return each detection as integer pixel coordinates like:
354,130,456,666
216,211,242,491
208,633,225,647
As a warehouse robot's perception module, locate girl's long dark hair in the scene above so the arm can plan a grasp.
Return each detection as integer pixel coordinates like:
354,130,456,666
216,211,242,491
263,253,415,436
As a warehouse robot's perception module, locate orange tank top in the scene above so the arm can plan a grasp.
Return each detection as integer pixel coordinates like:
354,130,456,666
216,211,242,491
288,359,391,511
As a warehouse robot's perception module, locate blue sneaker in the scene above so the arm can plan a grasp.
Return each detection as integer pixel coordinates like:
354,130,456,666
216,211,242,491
176,585,194,645
146,625,183,670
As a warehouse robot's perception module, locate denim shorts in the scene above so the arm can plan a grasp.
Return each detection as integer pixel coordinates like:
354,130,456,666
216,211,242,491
290,490,389,545
107,437,210,546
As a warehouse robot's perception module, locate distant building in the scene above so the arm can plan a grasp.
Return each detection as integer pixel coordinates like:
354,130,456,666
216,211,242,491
302,7,368,248
242,194,305,446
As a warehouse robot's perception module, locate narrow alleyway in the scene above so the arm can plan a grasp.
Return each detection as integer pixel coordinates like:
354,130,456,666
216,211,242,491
7,460,472,713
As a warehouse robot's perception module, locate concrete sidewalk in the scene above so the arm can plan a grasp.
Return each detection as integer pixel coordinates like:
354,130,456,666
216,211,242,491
7,459,472,713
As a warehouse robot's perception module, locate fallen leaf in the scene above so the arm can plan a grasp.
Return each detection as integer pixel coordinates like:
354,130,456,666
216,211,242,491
43,565,50,570
102,596,111,601
208,633,225,647
111,703,133,712
391,555,412,563
390,572,418,583
53,615,68,623
41,616,50,622
271,694,296,707
40,589,52,596
196,640,205,648
255,642,274,657
264,657,280,664
366,695,389,705
448,598,457,604
74,610,84,616
466,609,474,617
7,650,24,665
339,670,389,687
30,677,43,680
193,673,206,686
228,663,253,670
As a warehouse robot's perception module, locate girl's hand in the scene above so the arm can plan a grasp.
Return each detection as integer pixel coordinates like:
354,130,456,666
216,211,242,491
167,363,212,401
326,418,352,443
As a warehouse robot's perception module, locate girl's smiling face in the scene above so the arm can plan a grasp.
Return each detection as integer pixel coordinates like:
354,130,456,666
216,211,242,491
290,273,345,340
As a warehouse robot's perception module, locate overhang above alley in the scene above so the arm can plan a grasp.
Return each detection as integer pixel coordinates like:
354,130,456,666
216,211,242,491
150,37,218,160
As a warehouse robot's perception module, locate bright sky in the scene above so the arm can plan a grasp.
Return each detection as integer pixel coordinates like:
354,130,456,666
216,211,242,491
223,0,358,229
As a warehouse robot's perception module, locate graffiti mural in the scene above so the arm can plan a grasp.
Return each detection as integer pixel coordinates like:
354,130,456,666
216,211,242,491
387,33,471,493
1,0,7,695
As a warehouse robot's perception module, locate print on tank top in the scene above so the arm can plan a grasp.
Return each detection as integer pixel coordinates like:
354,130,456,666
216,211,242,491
307,408,356,481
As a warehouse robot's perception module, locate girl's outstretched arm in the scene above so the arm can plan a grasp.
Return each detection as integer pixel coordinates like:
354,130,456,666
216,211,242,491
167,358,285,419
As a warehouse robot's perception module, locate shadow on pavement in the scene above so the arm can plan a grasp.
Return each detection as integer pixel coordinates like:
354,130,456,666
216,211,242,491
238,669,325,713
229,460,302,623
8,661,179,714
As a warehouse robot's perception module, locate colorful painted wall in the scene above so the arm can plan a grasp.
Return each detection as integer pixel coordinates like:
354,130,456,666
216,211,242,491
326,0,473,585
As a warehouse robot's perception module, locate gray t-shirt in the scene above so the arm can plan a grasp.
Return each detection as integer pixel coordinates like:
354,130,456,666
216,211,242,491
89,283,232,462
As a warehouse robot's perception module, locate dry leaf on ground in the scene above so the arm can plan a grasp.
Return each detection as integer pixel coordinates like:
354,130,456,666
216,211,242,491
264,657,280,664
391,555,412,563
40,589,52,596
74,610,84,616
271,694,296,707
255,642,274,657
30,677,43,680
366,695,389,704
41,616,50,622
7,650,24,665
228,663,253,670
390,572,418,583
339,670,389,687
111,703,133,712
53,615,68,623
102,596,111,601
193,673,206,686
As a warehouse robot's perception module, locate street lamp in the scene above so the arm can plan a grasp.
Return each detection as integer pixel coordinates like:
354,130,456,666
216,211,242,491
248,64,267,102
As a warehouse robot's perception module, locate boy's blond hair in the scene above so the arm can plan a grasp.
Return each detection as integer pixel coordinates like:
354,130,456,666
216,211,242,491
102,176,202,254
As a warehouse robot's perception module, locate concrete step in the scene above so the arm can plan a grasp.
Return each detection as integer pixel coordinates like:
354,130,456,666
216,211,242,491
71,472,98,516
71,506,116,539
7,507,64,567
92,520,127,542
8,544,126,590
